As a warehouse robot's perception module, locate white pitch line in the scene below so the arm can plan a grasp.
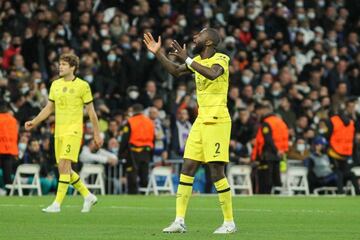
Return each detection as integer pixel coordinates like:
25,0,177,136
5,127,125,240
0,204,337,214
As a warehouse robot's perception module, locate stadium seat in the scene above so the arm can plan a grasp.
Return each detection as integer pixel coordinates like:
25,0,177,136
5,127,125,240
286,166,310,196
76,164,105,195
228,165,253,196
313,187,337,195
5,164,42,196
145,166,174,195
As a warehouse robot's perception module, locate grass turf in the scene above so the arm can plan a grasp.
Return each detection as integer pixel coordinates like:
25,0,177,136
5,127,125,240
0,195,359,240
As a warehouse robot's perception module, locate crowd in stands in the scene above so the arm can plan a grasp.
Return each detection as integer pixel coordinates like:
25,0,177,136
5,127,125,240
0,0,360,194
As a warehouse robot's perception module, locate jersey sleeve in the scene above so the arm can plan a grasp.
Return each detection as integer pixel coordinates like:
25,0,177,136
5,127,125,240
212,53,229,71
81,82,93,104
48,82,55,102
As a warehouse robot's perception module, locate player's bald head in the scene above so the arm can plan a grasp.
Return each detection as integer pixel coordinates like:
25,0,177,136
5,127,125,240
205,28,221,47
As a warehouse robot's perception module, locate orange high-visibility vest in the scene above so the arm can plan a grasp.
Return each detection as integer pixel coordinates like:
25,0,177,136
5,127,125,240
128,114,155,148
251,115,288,161
0,113,18,156
329,115,354,156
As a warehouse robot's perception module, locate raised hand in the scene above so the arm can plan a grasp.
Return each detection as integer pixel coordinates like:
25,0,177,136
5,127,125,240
143,32,161,54
24,120,35,131
169,40,188,62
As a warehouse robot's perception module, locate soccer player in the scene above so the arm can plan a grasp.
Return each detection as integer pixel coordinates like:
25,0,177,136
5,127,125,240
143,29,236,234
25,53,103,213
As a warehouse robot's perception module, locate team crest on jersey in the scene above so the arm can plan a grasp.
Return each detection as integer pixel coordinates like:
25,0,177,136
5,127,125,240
63,87,67,92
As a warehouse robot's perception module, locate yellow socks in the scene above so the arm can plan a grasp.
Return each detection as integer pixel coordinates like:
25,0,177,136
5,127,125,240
55,174,70,205
214,178,234,222
71,172,90,197
176,174,194,219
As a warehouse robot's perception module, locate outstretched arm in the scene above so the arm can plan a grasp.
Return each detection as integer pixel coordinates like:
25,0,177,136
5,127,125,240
24,101,54,130
143,32,190,78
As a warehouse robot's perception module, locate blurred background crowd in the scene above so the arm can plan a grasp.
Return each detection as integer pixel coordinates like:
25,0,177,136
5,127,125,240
0,0,360,195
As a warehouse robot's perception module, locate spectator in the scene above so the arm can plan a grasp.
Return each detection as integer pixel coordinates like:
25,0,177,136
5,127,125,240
306,136,341,193
170,108,192,159
79,138,118,167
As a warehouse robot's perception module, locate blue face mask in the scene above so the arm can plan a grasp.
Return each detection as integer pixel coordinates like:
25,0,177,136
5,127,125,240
107,54,117,62
147,52,155,60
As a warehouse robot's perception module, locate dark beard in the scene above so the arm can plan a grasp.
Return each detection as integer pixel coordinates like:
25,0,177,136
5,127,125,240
192,43,204,55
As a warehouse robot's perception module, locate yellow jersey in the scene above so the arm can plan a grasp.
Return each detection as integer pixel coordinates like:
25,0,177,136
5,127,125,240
188,52,231,123
48,77,93,138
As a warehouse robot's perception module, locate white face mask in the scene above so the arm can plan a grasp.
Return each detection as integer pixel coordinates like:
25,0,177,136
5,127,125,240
179,19,187,27
307,12,316,20
19,143,27,151
102,44,111,52
40,88,48,96
129,91,139,100
100,29,109,37
58,29,65,36
242,76,252,84
295,1,304,8
84,75,94,83
177,90,186,98
296,144,306,152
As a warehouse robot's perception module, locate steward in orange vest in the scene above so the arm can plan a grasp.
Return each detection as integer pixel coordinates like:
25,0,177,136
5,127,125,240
252,102,289,194
118,104,155,194
323,101,360,195
0,100,19,191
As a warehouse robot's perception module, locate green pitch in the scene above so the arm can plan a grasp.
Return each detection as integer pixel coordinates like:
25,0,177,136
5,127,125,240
0,195,359,240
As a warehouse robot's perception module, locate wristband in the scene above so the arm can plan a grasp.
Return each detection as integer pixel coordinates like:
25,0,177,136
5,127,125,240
185,57,193,66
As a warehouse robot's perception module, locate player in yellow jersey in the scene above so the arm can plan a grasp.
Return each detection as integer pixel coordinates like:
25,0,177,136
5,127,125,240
144,28,236,234
25,53,103,213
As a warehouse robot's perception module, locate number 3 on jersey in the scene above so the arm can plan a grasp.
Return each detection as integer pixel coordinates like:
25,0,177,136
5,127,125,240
66,144,71,153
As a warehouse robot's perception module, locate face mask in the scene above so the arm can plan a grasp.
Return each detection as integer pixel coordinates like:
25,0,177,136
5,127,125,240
254,93,264,100
84,75,94,83
177,90,186,98
179,19,187,27
102,44,111,52
121,43,130,50
295,1,304,7
40,88,48,96
296,144,306,152
21,86,30,94
256,25,265,31
110,147,119,154
263,82,270,88
319,128,327,134
58,29,65,36
307,12,316,20
297,14,306,21
147,52,155,60
318,0,325,7
34,79,41,84
107,54,117,62
19,143,27,151
270,67,278,75
272,90,281,97
100,29,109,37
242,76,251,84
129,91,139,100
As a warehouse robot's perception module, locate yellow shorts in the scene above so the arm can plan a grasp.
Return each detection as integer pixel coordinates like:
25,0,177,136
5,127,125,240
183,119,231,163
55,136,82,163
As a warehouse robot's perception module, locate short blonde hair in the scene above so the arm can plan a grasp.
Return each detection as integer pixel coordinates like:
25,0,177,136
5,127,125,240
59,53,79,73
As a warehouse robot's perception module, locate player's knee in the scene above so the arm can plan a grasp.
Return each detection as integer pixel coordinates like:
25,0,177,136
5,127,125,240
181,160,199,177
